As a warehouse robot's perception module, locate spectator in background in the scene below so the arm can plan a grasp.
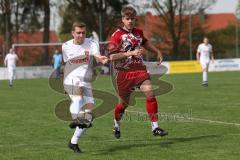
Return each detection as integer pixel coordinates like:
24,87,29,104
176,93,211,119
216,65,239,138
52,49,62,79
4,48,19,87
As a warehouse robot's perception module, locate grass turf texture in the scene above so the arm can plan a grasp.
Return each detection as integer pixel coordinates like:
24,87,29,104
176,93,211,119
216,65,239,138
0,71,240,160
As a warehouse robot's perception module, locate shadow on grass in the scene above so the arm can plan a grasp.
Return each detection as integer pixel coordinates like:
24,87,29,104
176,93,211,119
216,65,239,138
91,134,220,155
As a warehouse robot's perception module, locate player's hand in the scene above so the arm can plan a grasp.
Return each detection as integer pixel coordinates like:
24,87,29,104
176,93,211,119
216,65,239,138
211,58,214,63
197,59,200,64
157,51,163,65
130,48,144,57
99,56,109,64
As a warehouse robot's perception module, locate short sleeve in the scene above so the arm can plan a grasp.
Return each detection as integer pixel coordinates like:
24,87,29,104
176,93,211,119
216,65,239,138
109,31,120,53
197,45,201,53
90,40,100,55
62,44,68,62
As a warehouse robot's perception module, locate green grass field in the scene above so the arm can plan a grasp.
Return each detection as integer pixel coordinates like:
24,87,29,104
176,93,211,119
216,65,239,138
0,71,240,160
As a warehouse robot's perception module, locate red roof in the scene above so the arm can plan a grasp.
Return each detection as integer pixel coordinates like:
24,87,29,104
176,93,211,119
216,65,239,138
204,13,237,31
0,31,60,66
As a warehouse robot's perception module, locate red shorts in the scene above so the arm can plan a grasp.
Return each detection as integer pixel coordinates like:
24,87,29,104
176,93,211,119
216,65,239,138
116,70,150,98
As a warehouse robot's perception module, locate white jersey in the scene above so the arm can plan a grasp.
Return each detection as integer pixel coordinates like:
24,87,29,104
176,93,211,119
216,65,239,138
62,38,99,84
197,43,212,61
4,53,18,68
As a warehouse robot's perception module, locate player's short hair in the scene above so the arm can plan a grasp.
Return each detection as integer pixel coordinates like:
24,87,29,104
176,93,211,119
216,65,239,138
72,22,86,31
203,37,208,40
121,6,137,17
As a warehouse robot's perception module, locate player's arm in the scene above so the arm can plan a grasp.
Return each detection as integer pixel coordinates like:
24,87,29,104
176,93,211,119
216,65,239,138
196,46,200,63
210,45,214,62
4,55,8,67
196,51,200,63
210,52,214,62
143,41,163,65
94,54,108,64
109,49,143,61
16,55,20,64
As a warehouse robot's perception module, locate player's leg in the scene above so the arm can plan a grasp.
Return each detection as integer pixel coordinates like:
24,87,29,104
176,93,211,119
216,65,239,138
68,90,85,153
81,85,95,125
8,67,14,87
113,71,131,138
200,61,209,86
64,77,89,153
68,84,95,153
113,96,129,138
140,79,168,136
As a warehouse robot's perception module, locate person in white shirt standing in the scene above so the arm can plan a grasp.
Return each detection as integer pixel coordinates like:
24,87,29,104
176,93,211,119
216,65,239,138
196,37,214,87
4,48,19,87
62,21,108,153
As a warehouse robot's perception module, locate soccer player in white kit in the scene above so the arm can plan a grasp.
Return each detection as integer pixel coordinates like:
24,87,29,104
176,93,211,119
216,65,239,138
196,37,214,86
62,22,108,153
4,48,19,87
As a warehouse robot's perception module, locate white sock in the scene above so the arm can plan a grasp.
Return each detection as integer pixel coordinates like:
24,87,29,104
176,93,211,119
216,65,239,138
71,127,86,144
203,71,208,82
114,119,120,129
151,121,159,131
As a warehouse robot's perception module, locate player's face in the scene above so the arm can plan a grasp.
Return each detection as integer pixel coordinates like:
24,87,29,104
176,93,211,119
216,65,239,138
10,48,14,53
72,26,86,44
203,38,209,44
122,15,136,31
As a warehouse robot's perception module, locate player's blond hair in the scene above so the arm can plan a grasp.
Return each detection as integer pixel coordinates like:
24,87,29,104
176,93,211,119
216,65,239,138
121,6,137,17
72,21,86,31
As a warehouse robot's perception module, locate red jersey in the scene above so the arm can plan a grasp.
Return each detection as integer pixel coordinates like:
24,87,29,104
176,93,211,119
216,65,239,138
110,28,148,71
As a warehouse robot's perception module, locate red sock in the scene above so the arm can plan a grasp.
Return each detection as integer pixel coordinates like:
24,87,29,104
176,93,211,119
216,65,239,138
146,96,158,122
114,103,125,121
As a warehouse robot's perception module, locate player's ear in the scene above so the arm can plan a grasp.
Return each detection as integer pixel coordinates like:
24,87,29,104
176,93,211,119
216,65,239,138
71,31,75,37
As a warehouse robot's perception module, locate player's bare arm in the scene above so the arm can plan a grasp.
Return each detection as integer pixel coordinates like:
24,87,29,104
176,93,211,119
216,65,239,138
4,58,7,67
210,51,214,62
109,48,144,61
196,51,200,63
143,41,163,64
94,54,109,64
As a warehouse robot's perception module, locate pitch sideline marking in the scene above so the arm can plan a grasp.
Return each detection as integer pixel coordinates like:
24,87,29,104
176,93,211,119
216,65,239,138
125,110,240,127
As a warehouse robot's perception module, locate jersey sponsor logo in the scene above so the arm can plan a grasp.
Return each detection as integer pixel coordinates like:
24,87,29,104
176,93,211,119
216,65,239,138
69,55,89,64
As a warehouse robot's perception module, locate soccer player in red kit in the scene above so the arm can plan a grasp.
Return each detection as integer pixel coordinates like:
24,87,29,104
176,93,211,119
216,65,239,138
110,6,168,138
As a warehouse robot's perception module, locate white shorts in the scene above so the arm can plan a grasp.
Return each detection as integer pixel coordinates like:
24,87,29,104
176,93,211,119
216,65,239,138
200,59,210,69
64,76,94,102
7,67,16,80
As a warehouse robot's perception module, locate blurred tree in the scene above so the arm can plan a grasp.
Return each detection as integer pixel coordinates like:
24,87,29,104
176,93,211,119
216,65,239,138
0,0,53,64
20,0,51,64
152,0,216,60
58,0,128,42
207,25,237,58
0,0,12,55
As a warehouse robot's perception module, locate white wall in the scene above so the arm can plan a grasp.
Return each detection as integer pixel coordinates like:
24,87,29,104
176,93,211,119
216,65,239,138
0,66,53,80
